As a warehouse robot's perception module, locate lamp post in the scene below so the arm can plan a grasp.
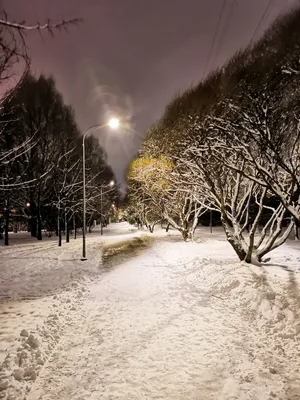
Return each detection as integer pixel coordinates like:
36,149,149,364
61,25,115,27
100,180,115,235
82,119,119,260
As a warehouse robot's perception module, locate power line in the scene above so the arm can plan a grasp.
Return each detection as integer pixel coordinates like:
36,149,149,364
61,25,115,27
214,0,237,58
249,0,275,46
202,0,228,80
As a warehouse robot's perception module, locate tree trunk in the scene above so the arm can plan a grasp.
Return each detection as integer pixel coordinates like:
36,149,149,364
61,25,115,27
295,226,299,240
227,234,247,261
58,226,62,247
65,210,70,243
73,216,77,239
166,223,170,232
57,196,61,246
257,217,294,261
181,228,189,241
222,222,247,261
190,209,200,242
190,226,196,242
37,213,42,240
4,201,9,246
58,210,61,247
37,196,42,240
66,219,70,243
245,249,256,264
181,219,190,241
293,218,299,240
245,230,256,263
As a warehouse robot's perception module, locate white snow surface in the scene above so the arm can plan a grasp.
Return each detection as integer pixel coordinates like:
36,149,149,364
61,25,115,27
0,223,300,400
0,223,144,365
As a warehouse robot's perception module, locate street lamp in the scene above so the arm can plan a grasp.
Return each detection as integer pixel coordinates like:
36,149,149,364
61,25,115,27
108,118,119,129
100,180,115,236
82,120,119,260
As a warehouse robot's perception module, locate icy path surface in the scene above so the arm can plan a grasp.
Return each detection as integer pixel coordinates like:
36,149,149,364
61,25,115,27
26,239,300,400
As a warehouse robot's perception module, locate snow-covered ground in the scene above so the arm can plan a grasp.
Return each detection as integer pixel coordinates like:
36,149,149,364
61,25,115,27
0,223,145,366
0,223,300,399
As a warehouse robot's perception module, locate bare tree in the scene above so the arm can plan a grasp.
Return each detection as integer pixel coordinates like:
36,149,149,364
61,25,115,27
206,95,299,223
127,154,207,239
178,126,294,264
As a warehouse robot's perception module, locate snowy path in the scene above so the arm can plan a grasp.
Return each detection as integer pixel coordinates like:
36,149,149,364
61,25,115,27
25,239,300,400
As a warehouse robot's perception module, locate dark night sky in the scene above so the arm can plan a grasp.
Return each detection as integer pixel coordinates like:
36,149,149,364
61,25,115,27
2,0,299,183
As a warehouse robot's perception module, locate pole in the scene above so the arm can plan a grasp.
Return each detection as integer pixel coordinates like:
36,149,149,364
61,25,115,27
80,123,110,259
210,209,213,233
100,185,103,235
58,195,61,247
4,199,9,246
82,139,86,259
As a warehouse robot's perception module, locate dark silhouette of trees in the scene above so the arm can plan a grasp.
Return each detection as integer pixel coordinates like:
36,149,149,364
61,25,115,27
0,12,81,174
0,74,118,245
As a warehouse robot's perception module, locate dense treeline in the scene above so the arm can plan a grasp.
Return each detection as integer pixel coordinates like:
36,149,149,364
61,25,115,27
0,73,118,244
0,12,119,245
127,7,300,264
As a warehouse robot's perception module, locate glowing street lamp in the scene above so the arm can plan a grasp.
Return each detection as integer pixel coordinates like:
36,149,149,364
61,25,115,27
108,118,119,129
82,120,119,260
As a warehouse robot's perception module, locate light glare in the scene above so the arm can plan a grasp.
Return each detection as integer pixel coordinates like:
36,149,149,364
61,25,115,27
108,118,119,129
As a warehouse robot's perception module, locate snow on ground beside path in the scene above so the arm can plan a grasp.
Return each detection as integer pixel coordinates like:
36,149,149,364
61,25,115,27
0,222,144,302
0,223,148,365
0,297,54,364
0,222,148,305
16,237,300,399
0,239,99,302
268,240,300,271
